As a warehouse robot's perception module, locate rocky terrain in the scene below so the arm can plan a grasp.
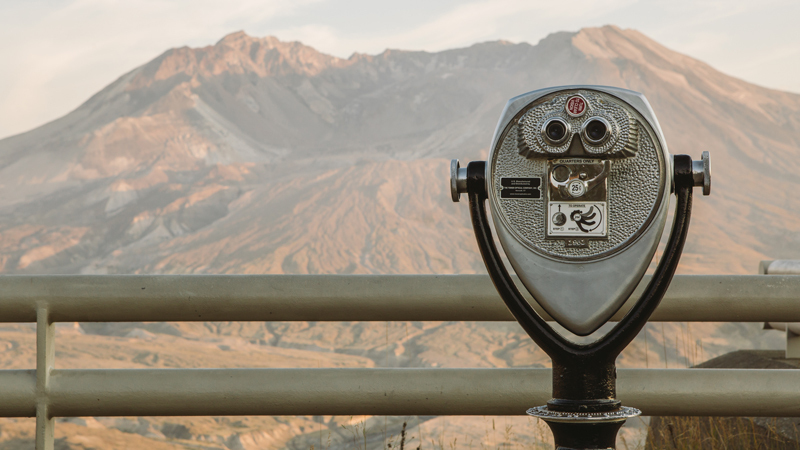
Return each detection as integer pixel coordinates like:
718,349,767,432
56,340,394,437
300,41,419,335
1,26,799,276
0,24,796,449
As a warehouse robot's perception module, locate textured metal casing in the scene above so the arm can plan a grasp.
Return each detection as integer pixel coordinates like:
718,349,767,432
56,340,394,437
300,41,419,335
486,86,672,335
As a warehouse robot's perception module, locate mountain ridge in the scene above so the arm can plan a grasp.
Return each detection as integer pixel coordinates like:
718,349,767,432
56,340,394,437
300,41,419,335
0,25,798,276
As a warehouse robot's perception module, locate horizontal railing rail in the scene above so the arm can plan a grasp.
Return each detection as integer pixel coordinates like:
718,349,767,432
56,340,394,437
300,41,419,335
0,274,799,322
0,368,798,418
2,274,797,449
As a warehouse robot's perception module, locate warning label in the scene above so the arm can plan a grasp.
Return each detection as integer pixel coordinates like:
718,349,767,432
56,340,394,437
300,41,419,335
547,202,607,238
500,177,541,199
565,95,587,117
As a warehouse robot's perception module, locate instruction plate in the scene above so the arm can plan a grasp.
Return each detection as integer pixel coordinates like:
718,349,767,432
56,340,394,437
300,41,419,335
547,202,607,238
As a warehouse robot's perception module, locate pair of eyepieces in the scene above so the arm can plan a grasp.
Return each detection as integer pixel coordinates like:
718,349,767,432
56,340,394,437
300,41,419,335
542,117,610,146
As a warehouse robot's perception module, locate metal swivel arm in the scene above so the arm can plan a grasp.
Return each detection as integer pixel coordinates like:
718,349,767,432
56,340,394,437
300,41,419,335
460,155,697,409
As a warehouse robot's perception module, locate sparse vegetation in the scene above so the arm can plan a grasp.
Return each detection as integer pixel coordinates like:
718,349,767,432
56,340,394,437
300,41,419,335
646,416,800,450
331,414,800,450
336,416,558,450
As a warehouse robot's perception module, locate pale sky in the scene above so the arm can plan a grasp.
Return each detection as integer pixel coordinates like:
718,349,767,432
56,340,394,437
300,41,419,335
0,0,798,139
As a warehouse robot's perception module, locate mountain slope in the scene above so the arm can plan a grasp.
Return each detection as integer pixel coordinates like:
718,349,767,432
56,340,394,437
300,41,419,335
1,25,798,275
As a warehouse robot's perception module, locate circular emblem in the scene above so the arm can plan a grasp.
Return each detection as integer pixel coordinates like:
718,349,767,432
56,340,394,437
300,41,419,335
565,95,587,117
567,179,587,198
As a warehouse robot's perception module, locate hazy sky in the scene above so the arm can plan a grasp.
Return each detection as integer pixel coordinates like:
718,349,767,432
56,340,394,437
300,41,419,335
1,0,798,139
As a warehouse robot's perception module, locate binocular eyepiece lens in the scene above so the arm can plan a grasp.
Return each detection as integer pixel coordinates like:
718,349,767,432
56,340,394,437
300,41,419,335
583,118,610,145
547,122,566,141
542,118,570,145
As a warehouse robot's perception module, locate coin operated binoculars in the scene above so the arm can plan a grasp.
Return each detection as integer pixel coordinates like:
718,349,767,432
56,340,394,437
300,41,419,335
451,86,710,449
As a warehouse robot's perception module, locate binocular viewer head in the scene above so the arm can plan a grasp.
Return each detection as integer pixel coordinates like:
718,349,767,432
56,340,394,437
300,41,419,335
490,86,668,260
454,86,709,336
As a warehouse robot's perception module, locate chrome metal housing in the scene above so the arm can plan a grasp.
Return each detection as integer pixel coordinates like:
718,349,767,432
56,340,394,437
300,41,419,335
486,86,672,335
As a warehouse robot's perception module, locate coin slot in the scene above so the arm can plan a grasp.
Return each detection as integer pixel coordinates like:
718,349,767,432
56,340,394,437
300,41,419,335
552,165,570,182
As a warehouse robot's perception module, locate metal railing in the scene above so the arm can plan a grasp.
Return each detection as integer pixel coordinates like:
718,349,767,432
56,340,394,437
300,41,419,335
2,274,799,449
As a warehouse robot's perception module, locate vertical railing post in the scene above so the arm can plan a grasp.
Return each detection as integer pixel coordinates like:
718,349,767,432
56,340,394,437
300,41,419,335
35,305,54,450
786,328,800,358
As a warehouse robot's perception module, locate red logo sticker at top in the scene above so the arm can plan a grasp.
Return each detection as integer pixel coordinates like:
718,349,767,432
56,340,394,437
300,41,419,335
565,96,586,117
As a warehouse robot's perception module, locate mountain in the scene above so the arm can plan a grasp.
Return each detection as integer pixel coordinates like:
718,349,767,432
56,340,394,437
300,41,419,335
1,26,799,276
0,25,796,449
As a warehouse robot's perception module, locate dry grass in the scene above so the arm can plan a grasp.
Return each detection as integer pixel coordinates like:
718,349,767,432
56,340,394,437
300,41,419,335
334,415,800,450
646,416,800,450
